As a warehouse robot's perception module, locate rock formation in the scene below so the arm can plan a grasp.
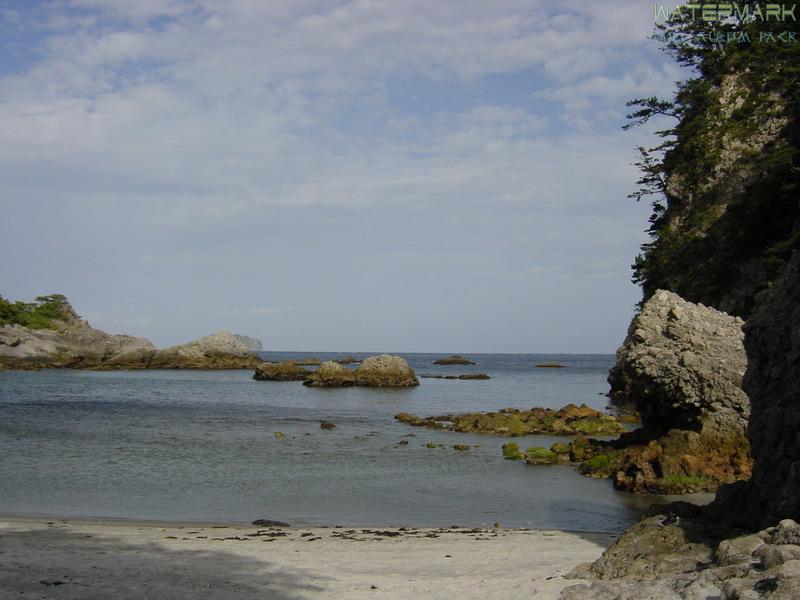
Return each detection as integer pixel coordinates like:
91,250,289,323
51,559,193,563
232,334,263,351
252,361,310,381
433,355,476,365
394,403,622,436
0,320,156,370
0,298,262,370
303,354,419,388
590,290,752,493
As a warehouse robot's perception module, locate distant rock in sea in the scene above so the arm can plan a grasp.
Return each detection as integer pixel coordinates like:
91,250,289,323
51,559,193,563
433,355,476,365
0,295,262,370
303,354,419,388
232,334,263,351
252,361,310,381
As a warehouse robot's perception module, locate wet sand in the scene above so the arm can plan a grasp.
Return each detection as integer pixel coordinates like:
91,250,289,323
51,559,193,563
0,517,615,599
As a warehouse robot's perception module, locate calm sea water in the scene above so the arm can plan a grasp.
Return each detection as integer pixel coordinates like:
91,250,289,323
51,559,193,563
0,353,680,532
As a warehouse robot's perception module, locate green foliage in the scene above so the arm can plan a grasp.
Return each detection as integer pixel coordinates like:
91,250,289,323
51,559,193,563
525,446,558,464
625,2,800,315
583,455,611,471
0,294,72,329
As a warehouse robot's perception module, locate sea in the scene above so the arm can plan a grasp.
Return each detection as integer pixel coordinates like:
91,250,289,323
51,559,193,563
0,352,699,533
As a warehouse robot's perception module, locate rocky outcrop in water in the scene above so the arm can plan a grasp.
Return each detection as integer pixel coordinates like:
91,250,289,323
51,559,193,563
253,361,310,381
592,291,752,493
232,334,263,351
146,331,262,369
0,320,156,369
395,404,623,436
433,355,476,365
303,354,419,388
0,299,262,370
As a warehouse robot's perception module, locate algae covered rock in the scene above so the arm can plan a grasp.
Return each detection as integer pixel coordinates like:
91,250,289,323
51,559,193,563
433,355,476,365
303,361,356,387
253,361,309,381
502,442,523,460
393,403,622,437
525,446,557,465
353,354,419,387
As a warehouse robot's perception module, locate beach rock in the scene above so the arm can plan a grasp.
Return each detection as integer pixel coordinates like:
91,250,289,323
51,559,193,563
148,331,262,369
251,519,290,527
303,361,356,387
253,361,310,381
561,516,800,600
600,290,751,493
433,355,476,365
320,421,335,430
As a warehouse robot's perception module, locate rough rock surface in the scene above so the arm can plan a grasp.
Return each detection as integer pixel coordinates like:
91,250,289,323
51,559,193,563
561,515,800,600
599,290,751,493
609,289,748,432
252,361,310,381
0,320,156,369
707,255,800,529
147,331,262,369
0,310,261,370
304,354,419,388
394,404,622,436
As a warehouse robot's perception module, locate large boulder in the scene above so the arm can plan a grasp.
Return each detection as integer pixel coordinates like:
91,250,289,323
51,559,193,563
148,331,262,369
353,354,419,387
600,290,751,493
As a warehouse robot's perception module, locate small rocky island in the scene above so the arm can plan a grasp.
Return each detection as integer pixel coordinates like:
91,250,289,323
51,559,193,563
432,354,476,365
0,295,262,370
253,354,420,387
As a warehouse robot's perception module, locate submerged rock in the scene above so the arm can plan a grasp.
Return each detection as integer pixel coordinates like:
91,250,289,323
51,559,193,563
433,355,476,365
253,361,310,381
320,421,335,430
525,446,558,465
393,403,622,437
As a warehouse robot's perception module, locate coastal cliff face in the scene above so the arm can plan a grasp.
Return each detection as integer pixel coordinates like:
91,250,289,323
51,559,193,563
633,64,799,318
0,298,261,370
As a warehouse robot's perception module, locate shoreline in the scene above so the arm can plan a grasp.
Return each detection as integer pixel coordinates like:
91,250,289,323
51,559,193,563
0,517,616,599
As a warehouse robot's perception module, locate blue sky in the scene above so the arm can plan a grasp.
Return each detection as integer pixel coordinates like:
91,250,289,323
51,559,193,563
0,1,685,352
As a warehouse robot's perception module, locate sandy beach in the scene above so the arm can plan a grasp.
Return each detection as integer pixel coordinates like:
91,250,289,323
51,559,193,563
0,517,615,599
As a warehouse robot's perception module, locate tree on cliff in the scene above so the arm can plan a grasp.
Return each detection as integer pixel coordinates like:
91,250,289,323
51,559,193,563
624,1,799,317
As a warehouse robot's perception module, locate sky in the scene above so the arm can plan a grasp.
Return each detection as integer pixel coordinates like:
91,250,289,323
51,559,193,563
0,0,685,353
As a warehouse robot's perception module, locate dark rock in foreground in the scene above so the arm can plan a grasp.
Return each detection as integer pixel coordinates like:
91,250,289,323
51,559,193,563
433,355,476,365
394,403,622,436
253,361,310,381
